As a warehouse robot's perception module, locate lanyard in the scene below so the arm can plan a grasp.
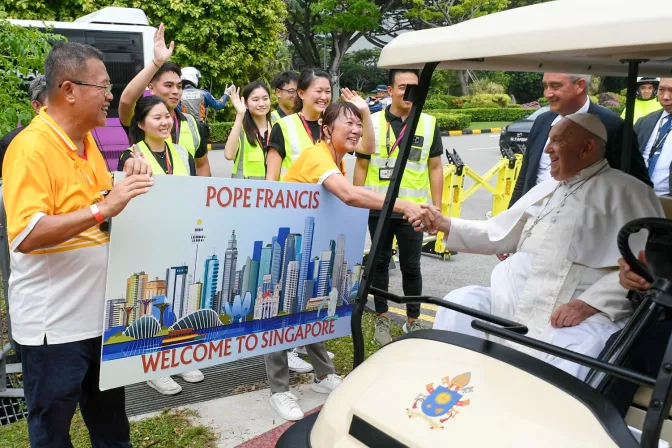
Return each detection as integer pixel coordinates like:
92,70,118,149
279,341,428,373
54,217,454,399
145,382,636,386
299,113,321,144
385,122,408,158
253,123,271,150
650,115,672,159
172,113,180,143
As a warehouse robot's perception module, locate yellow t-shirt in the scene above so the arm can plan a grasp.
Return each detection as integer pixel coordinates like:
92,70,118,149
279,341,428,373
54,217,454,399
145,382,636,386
282,141,346,184
3,107,113,345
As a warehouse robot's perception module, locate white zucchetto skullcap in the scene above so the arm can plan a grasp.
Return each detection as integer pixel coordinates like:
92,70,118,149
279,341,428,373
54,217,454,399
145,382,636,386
560,112,608,142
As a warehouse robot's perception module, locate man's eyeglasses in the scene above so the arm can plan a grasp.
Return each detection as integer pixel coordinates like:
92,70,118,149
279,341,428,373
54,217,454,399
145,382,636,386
59,81,113,96
280,88,297,95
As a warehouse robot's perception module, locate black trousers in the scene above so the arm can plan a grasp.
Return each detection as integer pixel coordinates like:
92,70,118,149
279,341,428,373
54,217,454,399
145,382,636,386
602,318,672,417
368,215,423,319
17,337,131,448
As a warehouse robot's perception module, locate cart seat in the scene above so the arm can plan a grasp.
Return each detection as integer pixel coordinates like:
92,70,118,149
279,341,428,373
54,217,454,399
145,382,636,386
661,197,672,219
627,387,672,444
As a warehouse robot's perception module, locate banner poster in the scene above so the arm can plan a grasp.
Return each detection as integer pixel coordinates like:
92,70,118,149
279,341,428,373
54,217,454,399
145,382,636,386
100,175,368,390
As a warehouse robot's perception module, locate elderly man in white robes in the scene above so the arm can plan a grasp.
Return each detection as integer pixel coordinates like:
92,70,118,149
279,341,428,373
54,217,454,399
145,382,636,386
414,113,664,380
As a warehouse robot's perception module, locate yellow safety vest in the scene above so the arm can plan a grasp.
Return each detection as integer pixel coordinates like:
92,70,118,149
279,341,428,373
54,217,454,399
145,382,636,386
275,113,316,175
133,140,190,176
365,111,435,204
621,98,663,124
270,110,282,125
233,129,266,179
175,112,201,158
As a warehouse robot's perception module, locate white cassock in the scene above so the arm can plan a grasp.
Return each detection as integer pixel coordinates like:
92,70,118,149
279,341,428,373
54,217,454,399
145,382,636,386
434,159,665,380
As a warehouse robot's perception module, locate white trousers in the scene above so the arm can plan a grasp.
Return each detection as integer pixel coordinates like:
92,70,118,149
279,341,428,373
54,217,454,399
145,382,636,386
433,285,625,381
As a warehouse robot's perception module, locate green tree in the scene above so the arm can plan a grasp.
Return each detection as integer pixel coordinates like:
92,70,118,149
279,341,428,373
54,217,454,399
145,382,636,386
0,16,60,134
1,0,287,96
284,0,397,94
507,71,543,104
369,0,510,95
339,48,386,92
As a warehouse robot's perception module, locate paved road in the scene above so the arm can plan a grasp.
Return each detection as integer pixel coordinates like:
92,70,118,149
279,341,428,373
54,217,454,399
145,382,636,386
209,133,503,326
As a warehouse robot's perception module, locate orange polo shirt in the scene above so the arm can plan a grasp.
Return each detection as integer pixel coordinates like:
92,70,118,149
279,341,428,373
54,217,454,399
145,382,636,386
3,107,113,345
282,141,346,184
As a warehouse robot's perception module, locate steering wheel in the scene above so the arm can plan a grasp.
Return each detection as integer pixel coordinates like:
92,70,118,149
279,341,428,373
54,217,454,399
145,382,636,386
617,217,672,285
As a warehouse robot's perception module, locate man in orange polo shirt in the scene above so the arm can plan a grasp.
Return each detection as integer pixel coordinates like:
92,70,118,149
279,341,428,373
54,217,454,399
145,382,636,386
3,42,153,447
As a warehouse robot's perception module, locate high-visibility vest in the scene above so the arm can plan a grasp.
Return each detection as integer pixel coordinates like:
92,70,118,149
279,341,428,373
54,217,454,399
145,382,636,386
181,87,207,121
271,109,282,125
133,140,190,176
365,111,435,204
275,113,316,175
175,113,201,158
621,98,663,124
232,130,266,179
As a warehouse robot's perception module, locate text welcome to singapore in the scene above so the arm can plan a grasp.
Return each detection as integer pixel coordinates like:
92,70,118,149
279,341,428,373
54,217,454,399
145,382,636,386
141,320,336,373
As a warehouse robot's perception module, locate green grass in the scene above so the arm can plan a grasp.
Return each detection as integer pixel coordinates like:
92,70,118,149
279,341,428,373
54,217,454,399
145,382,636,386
326,310,404,376
0,408,218,448
468,121,511,130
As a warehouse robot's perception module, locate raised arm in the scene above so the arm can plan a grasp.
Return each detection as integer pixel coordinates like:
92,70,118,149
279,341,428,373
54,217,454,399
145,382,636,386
118,23,174,126
341,88,375,155
322,172,429,223
224,87,247,161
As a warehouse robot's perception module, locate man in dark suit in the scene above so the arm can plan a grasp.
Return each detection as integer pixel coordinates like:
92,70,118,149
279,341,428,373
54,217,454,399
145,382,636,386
633,77,672,197
509,73,651,206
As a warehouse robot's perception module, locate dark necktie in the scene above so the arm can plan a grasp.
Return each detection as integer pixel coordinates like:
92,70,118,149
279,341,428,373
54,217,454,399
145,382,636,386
648,115,671,178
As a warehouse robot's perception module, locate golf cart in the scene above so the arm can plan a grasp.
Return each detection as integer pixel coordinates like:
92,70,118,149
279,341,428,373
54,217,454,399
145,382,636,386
276,0,672,446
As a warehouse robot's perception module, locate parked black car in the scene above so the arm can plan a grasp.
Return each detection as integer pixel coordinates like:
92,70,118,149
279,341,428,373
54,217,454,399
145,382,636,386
499,106,550,155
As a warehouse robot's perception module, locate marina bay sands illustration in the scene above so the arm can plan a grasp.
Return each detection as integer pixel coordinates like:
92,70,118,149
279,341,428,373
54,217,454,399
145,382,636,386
102,216,363,359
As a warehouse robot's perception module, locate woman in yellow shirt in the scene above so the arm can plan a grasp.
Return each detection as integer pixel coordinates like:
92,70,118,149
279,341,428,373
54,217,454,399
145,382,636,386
284,102,428,222
265,102,431,422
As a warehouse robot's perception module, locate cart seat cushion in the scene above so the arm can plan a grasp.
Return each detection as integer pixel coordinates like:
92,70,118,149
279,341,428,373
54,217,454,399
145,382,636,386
633,387,672,418
661,197,672,219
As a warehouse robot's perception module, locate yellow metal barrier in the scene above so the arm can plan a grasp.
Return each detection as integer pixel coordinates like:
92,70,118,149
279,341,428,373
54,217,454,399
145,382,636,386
426,147,523,260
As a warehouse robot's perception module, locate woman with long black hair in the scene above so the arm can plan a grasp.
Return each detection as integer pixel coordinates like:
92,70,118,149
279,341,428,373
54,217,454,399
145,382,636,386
118,96,204,396
224,81,272,179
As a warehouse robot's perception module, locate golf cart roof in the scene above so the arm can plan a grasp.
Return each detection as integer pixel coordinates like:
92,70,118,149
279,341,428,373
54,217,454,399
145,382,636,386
378,0,672,77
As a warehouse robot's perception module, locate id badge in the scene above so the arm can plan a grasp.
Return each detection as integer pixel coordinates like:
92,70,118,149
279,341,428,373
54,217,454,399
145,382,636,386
379,167,393,180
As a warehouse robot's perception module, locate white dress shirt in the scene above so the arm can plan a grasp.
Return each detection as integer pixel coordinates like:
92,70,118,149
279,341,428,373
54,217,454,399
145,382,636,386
641,110,672,196
536,97,591,185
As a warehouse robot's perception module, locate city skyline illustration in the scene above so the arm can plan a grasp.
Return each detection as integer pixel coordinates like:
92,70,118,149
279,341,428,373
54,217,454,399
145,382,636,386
104,215,364,337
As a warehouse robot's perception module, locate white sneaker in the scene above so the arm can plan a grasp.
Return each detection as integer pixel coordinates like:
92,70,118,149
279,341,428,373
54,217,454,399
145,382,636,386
270,391,304,421
147,376,182,395
294,346,335,360
288,349,314,373
178,369,204,383
312,373,342,394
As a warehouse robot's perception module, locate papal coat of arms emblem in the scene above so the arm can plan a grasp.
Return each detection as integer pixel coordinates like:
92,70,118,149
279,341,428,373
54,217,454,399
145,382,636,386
406,372,473,429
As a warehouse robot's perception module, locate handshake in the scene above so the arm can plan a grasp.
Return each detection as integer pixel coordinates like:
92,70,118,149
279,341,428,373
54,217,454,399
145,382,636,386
402,203,447,235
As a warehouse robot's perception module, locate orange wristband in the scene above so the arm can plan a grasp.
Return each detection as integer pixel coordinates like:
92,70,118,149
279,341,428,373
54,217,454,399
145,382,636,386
90,204,105,224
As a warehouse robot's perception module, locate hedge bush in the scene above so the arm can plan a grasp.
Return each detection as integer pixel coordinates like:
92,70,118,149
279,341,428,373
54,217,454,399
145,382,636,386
428,108,531,122
210,122,234,142
427,113,471,131
424,98,449,109
506,104,523,108
434,95,461,109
